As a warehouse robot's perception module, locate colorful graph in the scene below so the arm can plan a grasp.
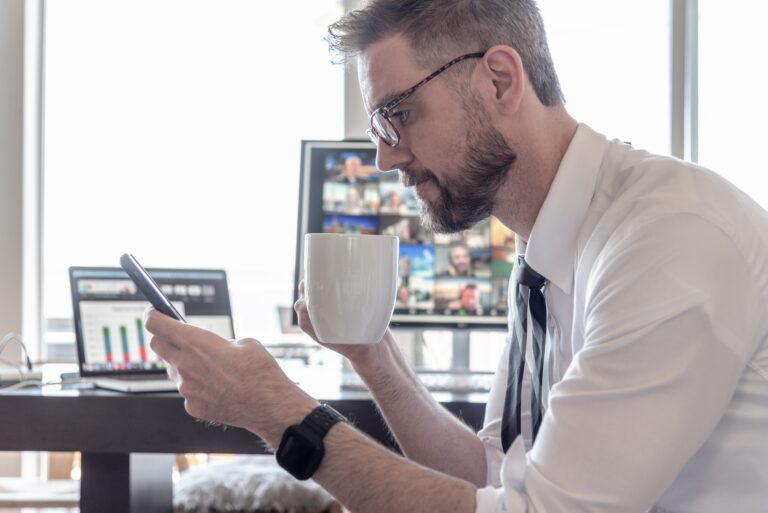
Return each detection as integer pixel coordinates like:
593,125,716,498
136,318,147,361
102,327,113,363
82,301,185,366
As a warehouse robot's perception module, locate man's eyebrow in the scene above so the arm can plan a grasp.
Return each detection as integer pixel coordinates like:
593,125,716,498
373,93,421,115
371,91,401,113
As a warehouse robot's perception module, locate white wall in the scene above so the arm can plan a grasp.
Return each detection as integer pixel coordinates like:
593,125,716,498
0,1,24,342
0,0,25,477
343,0,368,139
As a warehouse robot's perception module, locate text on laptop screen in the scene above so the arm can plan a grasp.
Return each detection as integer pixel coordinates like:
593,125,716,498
70,268,234,374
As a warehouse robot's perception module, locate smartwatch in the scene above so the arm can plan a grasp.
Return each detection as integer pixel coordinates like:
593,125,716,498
276,404,346,480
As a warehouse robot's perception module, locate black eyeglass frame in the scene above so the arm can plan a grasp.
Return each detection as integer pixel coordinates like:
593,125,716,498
366,51,486,148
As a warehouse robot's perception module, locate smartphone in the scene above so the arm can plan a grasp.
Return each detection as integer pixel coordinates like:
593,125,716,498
120,253,186,322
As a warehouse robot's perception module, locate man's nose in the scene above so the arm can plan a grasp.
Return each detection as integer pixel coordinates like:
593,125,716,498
375,137,412,173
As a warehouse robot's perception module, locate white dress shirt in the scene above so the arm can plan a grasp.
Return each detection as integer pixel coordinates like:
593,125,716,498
474,124,768,513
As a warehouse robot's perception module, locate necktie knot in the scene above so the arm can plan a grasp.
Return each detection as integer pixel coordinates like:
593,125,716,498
515,256,547,290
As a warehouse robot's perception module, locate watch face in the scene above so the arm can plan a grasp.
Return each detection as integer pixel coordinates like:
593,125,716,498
276,424,325,480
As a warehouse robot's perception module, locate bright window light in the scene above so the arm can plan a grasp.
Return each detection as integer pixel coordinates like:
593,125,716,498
537,0,671,155
698,1,768,208
43,0,344,343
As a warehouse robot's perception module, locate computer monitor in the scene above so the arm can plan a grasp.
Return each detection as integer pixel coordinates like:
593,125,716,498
293,140,516,329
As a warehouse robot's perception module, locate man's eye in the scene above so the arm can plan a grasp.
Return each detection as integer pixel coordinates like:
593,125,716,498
391,110,410,126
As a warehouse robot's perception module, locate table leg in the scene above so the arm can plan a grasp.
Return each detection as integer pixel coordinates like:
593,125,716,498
81,452,173,513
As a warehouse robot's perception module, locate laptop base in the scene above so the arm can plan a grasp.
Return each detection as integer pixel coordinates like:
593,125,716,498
89,377,177,393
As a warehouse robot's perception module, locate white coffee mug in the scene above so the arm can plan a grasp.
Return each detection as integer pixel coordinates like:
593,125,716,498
304,233,399,344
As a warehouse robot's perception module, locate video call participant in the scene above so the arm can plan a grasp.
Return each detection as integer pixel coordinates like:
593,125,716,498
146,1,768,512
398,255,411,278
446,283,482,312
334,155,367,184
459,284,480,311
395,284,411,308
343,184,365,214
385,217,415,243
381,189,407,214
445,242,472,276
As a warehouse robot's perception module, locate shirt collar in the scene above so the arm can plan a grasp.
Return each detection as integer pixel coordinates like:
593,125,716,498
524,123,608,295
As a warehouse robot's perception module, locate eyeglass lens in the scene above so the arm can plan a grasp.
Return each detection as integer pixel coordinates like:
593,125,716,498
371,112,399,146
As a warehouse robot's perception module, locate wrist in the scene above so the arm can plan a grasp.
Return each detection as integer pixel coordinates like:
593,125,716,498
275,404,347,480
254,388,319,448
349,330,397,378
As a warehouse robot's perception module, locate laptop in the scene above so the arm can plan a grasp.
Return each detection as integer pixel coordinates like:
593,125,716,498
69,266,235,392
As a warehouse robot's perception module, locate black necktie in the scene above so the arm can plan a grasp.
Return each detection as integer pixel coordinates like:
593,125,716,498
501,256,548,452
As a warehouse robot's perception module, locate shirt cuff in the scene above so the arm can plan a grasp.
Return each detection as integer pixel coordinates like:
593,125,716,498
501,435,528,494
476,436,531,513
480,434,505,487
475,486,506,513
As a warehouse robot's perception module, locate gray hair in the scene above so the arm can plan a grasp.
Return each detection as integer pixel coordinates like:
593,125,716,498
327,0,565,106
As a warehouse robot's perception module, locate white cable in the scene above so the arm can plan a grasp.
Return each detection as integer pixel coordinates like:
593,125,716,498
0,356,24,383
0,356,22,368
0,332,34,370
0,380,62,394
0,332,44,394
0,380,44,394
0,333,31,387
0,332,22,351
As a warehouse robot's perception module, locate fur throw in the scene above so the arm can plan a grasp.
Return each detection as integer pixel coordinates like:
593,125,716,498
174,455,335,513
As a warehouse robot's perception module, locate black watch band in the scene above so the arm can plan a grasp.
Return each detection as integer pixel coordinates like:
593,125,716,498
276,404,346,480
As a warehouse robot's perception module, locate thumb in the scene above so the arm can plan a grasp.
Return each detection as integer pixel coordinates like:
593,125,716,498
144,307,189,338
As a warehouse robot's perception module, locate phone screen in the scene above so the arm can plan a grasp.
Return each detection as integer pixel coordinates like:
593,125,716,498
120,253,186,322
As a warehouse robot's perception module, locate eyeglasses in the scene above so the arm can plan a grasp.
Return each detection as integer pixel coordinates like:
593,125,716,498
366,52,485,148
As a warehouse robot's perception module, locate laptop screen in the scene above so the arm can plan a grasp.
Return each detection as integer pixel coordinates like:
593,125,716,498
69,267,235,376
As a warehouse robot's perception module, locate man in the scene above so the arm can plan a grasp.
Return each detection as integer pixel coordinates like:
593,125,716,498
445,242,472,276
396,283,411,308
335,155,366,183
459,283,480,311
147,1,768,512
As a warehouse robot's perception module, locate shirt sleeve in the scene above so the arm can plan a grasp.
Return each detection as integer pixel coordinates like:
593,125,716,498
481,213,764,513
476,327,509,486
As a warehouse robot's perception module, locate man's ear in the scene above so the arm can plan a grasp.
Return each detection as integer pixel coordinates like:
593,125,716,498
472,45,526,115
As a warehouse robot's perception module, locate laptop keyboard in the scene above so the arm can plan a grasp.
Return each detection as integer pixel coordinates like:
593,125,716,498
110,374,169,381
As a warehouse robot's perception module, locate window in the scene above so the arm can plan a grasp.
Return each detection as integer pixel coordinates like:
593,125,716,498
43,0,344,356
538,0,671,155
698,1,768,207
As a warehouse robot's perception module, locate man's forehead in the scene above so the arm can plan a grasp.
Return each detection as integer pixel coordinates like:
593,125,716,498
358,35,425,113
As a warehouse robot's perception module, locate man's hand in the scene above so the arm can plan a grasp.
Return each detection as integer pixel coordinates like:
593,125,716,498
145,308,317,444
294,280,390,369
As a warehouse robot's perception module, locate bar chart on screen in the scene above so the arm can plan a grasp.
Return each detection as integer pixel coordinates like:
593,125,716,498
80,301,186,367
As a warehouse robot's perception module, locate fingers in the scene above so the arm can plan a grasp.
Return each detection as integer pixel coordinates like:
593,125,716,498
293,280,308,319
149,334,180,360
144,307,229,353
293,286,319,341
144,307,191,340
293,295,305,315
165,361,181,385
297,313,318,341
294,281,307,310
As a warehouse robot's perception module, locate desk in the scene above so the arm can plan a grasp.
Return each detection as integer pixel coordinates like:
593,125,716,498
0,371,487,513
